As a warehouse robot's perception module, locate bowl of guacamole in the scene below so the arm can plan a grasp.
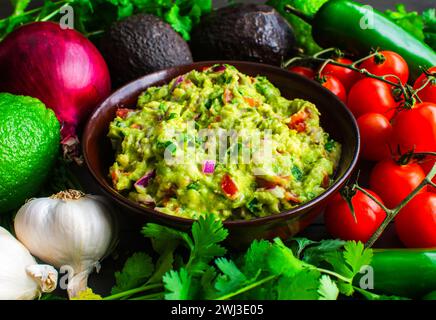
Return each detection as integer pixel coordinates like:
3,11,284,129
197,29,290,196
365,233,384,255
83,62,359,245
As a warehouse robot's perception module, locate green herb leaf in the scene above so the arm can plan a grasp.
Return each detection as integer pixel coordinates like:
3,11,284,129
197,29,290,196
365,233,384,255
317,275,339,300
163,268,192,300
277,269,321,300
423,8,436,50
111,252,155,294
385,4,424,40
187,215,228,273
343,241,373,276
267,238,306,277
142,222,191,253
165,4,191,40
147,241,177,284
242,239,272,278
301,239,346,265
266,0,329,55
214,258,248,295
290,237,316,259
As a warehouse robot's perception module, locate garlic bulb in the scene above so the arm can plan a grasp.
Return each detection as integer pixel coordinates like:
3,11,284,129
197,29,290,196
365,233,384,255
0,227,58,300
14,190,117,298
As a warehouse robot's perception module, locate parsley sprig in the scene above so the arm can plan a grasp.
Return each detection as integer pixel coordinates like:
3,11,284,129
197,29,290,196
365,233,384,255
78,215,407,301
1,0,211,41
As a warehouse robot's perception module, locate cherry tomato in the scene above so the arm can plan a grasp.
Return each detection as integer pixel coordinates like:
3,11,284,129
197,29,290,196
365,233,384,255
360,51,409,84
369,159,427,208
391,102,436,153
221,174,238,198
321,57,360,91
288,66,315,79
420,156,436,193
395,192,436,248
321,75,347,103
347,78,397,119
324,190,386,242
357,113,393,161
413,66,436,104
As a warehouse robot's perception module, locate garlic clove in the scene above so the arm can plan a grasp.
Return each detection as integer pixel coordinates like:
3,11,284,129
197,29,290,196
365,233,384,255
26,264,58,293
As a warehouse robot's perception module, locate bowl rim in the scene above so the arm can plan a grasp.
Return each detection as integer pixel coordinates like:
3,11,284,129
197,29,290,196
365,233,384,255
83,60,360,227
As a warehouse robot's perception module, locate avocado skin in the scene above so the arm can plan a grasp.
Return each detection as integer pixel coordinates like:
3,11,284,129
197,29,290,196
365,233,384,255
100,14,193,87
190,4,295,66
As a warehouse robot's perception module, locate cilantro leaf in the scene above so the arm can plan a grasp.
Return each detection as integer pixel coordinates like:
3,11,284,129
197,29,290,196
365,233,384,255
267,238,307,277
290,237,316,259
317,275,339,300
163,268,192,300
187,215,228,273
343,241,373,275
385,4,425,40
277,269,321,300
201,266,219,299
302,239,346,265
214,258,248,295
111,252,154,294
165,4,192,40
322,241,373,296
147,242,177,284
242,239,272,278
142,223,191,253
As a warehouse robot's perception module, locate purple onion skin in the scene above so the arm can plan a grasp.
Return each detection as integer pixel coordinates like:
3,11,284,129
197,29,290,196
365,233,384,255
0,22,111,138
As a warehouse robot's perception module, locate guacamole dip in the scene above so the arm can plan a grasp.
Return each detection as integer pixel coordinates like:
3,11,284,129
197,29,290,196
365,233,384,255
108,65,341,220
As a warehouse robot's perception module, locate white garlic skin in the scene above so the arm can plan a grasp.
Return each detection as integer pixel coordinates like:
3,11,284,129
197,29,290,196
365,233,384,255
0,227,57,300
14,193,117,276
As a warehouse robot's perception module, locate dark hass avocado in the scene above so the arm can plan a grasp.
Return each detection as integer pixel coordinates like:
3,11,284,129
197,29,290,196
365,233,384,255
100,14,193,87
190,4,295,66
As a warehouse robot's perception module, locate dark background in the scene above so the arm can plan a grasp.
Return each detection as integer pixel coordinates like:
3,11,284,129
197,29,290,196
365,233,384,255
0,0,434,18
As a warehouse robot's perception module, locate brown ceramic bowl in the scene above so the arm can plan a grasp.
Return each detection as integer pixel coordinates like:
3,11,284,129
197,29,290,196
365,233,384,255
83,61,360,247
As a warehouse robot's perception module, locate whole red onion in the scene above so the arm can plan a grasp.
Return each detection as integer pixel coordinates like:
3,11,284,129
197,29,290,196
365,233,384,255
0,22,111,161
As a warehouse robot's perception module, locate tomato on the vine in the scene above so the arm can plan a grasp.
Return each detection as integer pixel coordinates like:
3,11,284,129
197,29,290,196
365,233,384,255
391,102,436,153
369,159,427,208
357,113,392,161
347,78,398,119
321,57,360,91
360,51,409,84
288,66,315,79
413,66,436,104
395,192,436,248
320,74,347,103
324,190,386,243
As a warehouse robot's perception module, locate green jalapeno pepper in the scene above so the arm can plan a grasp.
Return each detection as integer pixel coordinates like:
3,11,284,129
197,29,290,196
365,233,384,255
286,0,436,80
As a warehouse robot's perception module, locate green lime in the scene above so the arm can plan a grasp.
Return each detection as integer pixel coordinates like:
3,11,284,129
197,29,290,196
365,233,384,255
0,93,60,212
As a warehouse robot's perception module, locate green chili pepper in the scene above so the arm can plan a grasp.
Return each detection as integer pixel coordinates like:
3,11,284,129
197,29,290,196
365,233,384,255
286,0,436,80
356,249,436,298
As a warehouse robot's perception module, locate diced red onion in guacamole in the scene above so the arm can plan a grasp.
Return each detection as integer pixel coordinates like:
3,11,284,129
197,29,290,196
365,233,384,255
134,170,156,188
212,65,226,72
202,160,216,174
